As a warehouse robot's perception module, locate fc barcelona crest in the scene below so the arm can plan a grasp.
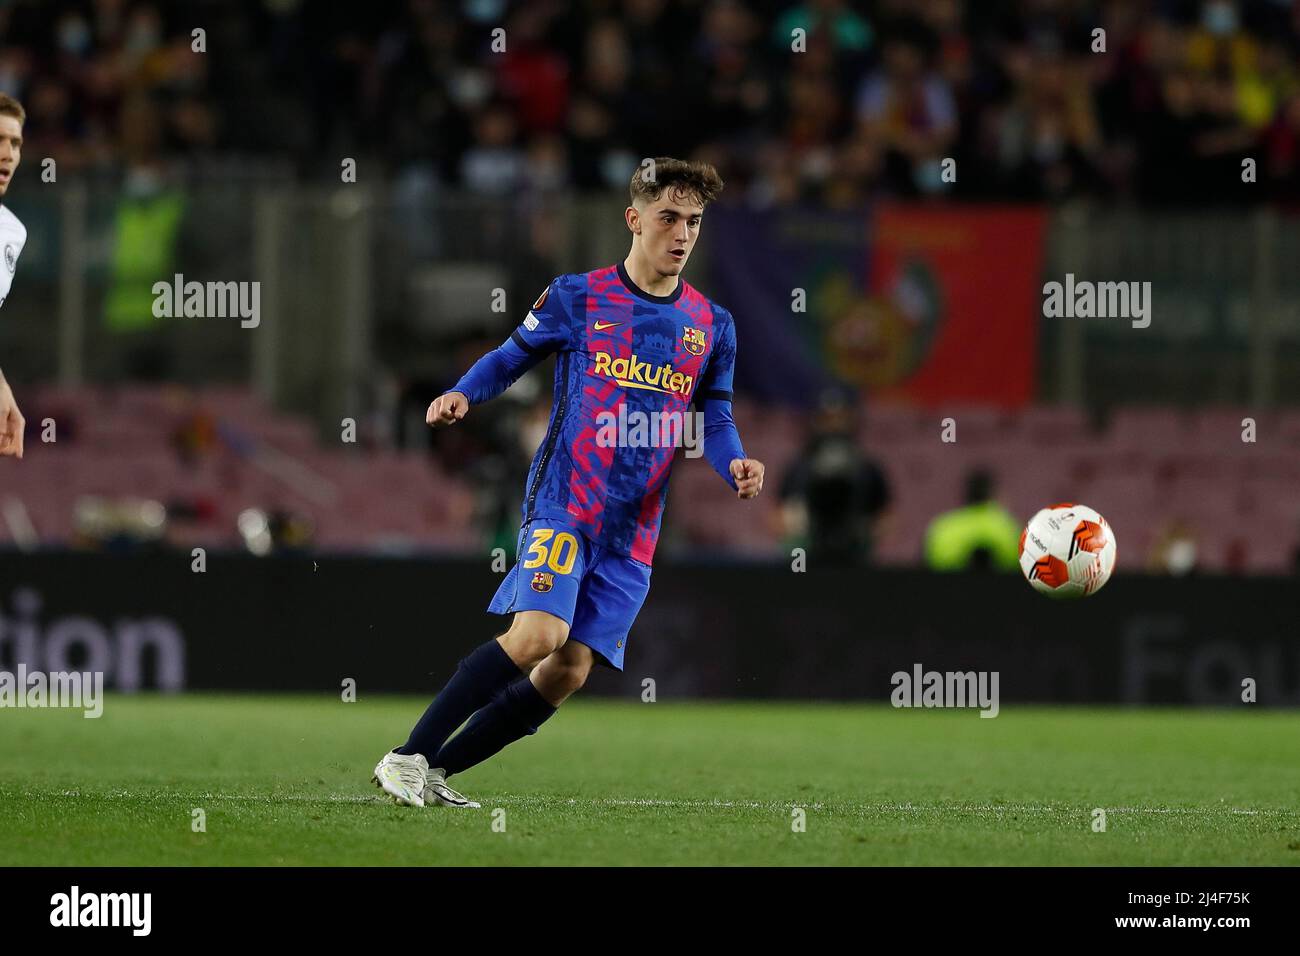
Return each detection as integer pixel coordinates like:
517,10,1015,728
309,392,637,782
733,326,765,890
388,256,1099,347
530,571,554,593
682,326,706,356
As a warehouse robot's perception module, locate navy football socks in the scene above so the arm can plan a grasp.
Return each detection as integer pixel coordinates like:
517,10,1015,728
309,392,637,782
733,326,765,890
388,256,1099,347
433,676,557,776
396,639,523,761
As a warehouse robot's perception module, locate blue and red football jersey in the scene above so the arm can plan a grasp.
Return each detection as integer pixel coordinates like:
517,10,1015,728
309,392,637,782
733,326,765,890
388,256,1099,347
452,262,746,564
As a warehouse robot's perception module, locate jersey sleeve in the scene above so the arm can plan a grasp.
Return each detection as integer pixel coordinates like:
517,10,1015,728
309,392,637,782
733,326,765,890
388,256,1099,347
450,276,575,404
509,277,573,357
697,311,746,489
696,310,737,403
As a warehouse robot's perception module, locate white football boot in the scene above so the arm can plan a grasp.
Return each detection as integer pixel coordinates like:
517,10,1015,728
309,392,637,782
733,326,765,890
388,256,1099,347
372,751,428,807
423,767,481,808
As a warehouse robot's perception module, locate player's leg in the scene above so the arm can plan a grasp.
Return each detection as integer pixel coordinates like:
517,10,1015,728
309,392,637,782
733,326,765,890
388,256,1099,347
395,609,567,756
373,522,584,806
498,609,571,673
426,547,649,792
531,637,597,705
374,611,568,805
427,640,595,799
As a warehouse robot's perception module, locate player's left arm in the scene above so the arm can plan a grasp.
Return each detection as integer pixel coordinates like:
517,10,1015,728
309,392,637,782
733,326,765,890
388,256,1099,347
432,277,574,427
697,313,763,499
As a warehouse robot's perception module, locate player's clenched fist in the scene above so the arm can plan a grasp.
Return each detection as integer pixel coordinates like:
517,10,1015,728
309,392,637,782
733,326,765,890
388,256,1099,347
729,458,765,499
426,391,469,428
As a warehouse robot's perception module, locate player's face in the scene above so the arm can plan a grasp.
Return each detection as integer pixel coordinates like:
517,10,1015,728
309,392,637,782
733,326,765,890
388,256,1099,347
640,190,703,277
0,116,21,196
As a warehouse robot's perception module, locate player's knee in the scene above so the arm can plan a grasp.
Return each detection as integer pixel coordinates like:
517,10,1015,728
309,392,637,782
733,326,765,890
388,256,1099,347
551,659,591,696
506,613,569,662
535,657,590,701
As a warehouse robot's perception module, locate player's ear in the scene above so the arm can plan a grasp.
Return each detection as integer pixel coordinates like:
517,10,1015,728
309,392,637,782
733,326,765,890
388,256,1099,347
625,205,640,234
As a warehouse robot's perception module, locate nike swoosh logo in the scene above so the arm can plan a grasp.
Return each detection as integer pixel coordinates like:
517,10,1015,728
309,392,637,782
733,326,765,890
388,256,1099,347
593,321,620,331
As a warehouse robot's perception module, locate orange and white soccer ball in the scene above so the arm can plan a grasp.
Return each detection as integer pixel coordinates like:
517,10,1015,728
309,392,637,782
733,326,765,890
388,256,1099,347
1019,503,1116,598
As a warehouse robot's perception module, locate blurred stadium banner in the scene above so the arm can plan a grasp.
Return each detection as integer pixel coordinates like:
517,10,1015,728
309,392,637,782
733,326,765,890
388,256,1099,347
1,552,1292,706
709,204,1045,407
868,205,1046,407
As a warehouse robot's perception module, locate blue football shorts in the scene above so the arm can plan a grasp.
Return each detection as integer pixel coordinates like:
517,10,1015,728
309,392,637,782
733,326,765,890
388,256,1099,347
487,519,652,671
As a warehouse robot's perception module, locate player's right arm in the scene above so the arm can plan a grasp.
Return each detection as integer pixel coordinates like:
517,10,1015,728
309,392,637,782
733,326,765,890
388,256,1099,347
0,365,24,458
426,278,573,429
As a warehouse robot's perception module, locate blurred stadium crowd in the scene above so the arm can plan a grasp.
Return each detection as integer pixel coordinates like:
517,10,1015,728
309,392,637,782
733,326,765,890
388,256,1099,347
8,381,1300,577
2,0,1300,202
2,0,1300,576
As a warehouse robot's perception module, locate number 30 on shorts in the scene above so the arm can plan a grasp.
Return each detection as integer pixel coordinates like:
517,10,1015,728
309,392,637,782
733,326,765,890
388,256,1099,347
522,528,579,575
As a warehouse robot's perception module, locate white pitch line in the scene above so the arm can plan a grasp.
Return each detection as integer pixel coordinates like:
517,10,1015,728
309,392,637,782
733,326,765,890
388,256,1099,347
20,791,1281,816
860,803,1265,815
536,798,1280,816
583,800,1278,817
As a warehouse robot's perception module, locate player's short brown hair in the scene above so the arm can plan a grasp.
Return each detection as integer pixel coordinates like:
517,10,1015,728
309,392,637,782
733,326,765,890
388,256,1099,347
629,157,723,209
0,93,25,126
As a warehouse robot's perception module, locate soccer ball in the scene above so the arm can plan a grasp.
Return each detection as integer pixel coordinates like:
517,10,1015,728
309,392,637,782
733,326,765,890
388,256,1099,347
1019,503,1116,598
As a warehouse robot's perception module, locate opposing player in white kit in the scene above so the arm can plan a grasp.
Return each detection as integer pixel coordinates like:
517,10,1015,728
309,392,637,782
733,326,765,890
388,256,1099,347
0,93,28,459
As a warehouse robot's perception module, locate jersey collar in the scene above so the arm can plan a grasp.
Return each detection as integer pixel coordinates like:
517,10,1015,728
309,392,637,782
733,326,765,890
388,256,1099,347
617,260,683,305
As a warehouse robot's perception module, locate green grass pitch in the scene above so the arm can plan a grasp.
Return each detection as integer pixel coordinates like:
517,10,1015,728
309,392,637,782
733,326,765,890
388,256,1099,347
1,695,1297,866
